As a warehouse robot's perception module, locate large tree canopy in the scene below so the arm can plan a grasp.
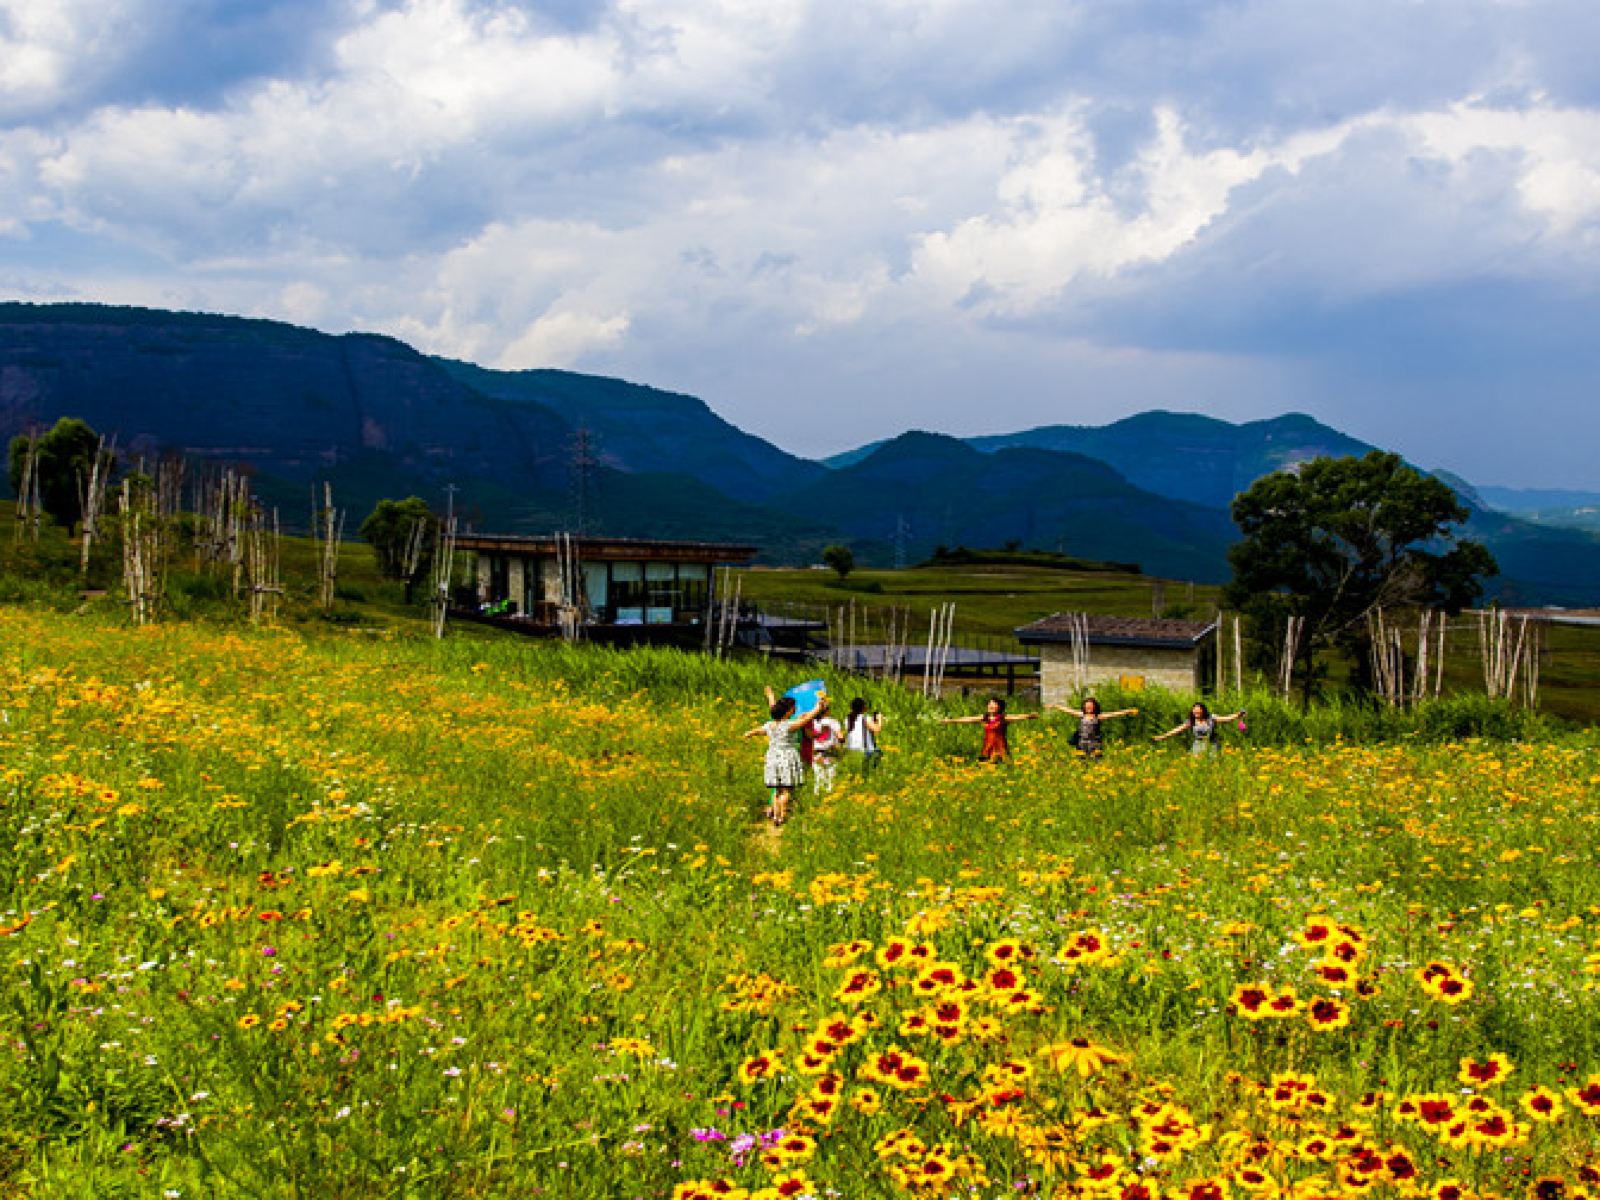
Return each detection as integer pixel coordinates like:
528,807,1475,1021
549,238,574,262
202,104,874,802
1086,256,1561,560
359,496,438,594
7,417,110,535
1225,452,1497,699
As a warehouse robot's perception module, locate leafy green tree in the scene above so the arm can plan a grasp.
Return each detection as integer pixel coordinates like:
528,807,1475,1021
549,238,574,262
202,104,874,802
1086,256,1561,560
1225,452,1496,703
7,417,110,535
821,543,855,580
359,497,438,601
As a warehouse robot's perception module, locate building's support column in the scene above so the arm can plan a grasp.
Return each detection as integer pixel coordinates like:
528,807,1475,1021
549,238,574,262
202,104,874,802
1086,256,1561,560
508,558,526,615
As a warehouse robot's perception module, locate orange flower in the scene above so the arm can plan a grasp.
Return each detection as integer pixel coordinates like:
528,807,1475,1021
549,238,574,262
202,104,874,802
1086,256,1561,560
1565,1075,1600,1116
1458,1053,1514,1088
985,939,1034,965
1306,997,1350,1031
1519,1086,1563,1122
737,1050,783,1084
834,969,883,1005
1230,984,1272,1020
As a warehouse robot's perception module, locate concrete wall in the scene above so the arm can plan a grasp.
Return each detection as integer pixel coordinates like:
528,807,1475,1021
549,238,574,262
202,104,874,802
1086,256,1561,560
1038,642,1204,705
538,558,562,605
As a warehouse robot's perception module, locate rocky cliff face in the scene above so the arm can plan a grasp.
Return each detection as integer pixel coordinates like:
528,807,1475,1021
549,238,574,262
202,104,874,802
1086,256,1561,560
0,305,571,499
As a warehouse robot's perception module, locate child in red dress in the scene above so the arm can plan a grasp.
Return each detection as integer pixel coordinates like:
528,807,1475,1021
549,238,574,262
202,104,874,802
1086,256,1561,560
938,697,1038,763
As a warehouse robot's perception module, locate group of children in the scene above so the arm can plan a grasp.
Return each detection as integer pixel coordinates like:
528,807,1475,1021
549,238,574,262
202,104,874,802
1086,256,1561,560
940,696,1246,762
743,687,884,825
746,687,1245,824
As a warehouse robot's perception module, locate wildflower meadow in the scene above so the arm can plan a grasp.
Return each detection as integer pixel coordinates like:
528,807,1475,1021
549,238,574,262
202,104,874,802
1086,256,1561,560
3,605,1600,1199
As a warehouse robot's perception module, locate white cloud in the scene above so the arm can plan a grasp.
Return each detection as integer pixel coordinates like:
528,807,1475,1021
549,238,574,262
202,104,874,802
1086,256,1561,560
1404,100,1600,236
0,0,139,116
499,307,631,369
5,0,1600,484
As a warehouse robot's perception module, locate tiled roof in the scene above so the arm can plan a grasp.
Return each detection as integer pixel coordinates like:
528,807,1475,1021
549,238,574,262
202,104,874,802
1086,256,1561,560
1014,612,1216,648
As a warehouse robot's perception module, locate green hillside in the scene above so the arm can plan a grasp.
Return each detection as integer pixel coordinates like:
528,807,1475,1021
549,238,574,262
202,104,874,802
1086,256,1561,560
790,431,1238,581
967,410,1377,510
435,359,824,504
6,301,1600,602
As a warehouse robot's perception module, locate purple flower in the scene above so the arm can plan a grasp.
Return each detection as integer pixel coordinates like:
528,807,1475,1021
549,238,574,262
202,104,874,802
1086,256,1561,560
261,946,277,957
691,1128,726,1142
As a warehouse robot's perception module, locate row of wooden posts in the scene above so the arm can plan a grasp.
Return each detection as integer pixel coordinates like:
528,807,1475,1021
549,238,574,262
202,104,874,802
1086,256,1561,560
731,590,1547,709
8,451,458,635
0,460,1558,704
1211,606,1543,707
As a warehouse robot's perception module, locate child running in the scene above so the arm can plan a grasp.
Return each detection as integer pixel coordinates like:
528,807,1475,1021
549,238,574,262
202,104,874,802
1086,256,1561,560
1152,702,1246,757
810,700,843,793
1047,696,1139,759
743,693,825,825
939,697,1037,764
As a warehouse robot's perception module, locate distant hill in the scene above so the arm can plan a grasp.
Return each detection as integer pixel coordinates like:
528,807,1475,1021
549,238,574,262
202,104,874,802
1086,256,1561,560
826,412,1600,603
6,301,1600,601
0,303,833,557
965,412,1600,605
1475,484,1600,535
1460,510,1600,607
0,301,570,513
965,411,1377,510
1479,485,1600,513
788,431,1238,581
433,359,824,504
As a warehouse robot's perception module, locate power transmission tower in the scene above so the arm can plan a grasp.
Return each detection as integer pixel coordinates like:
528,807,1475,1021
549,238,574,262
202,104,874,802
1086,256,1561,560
893,514,911,569
570,427,599,535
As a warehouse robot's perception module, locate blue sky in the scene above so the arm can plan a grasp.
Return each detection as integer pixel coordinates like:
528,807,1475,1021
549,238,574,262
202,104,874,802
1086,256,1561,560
3,1,1599,487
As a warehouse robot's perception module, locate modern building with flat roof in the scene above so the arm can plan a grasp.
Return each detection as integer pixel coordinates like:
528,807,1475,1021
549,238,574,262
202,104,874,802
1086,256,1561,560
454,533,756,645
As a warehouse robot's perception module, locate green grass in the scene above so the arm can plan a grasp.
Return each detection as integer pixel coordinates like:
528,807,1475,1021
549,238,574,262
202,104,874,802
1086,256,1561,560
733,564,1217,641
3,608,1600,1196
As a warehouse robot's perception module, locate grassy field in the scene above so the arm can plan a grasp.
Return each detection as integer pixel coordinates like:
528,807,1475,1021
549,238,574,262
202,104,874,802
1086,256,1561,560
3,606,1600,1198
7,497,1598,721
732,564,1217,642
735,565,1600,724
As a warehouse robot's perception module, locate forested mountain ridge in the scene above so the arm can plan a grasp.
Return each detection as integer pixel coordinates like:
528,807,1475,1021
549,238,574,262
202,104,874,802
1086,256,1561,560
4,301,1600,599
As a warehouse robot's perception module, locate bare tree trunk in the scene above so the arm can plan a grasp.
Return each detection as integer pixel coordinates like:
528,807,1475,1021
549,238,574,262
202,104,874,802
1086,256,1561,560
118,471,169,626
313,483,344,611
12,432,41,543
78,435,114,577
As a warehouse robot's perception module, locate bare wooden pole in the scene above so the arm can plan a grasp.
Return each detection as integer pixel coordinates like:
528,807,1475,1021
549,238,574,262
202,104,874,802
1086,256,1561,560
1525,621,1541,709
1434,615,1447,699
430,516,458,638
1215,612,1225,693
78,434,114,577
1420,614,1433,710
1235,614,1248,691
12,431,41,543
313,482,344,610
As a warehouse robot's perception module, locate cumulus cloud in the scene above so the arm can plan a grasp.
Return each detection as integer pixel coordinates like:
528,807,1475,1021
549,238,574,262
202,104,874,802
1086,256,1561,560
2,0,1600,484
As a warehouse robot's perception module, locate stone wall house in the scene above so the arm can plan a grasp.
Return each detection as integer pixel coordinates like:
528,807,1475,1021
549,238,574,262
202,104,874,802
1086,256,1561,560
1014,613,1218,704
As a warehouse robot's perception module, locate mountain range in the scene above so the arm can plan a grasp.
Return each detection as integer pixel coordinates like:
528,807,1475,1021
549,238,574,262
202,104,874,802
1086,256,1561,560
3,301,1599,602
